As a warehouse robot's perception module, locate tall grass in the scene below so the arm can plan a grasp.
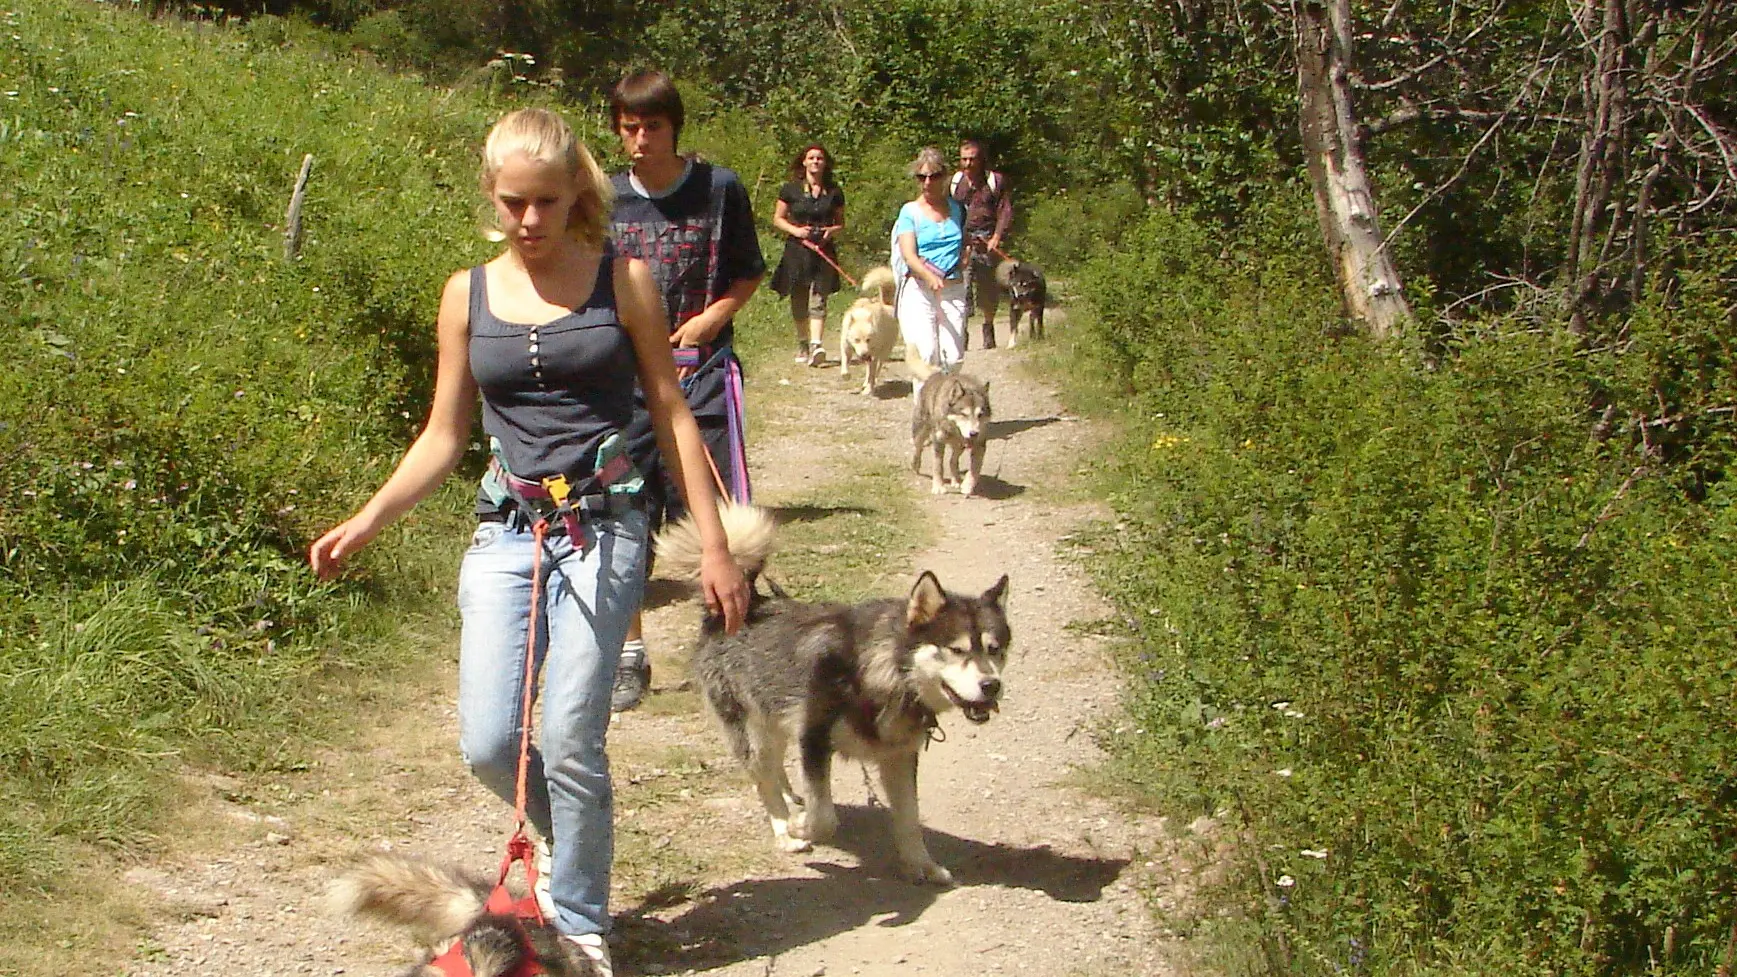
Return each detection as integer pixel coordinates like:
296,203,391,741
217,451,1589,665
0,2,926,957
0,0,512,893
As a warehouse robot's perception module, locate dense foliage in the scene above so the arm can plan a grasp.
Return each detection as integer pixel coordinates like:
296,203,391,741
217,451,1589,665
1078,200,1736,974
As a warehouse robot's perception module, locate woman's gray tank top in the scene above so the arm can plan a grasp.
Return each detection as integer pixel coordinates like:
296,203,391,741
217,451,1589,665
468,247,637,510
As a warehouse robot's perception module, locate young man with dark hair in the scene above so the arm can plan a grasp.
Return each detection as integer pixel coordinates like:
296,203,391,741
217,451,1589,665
609,69,765,711
950,139,1013,349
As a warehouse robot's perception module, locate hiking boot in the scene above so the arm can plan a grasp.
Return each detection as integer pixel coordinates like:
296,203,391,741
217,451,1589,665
610,642,650,713
564,933,613,977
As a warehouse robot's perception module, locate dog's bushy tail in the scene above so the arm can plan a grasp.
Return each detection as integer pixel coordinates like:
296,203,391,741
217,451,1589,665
653,501,777,580
327,855,487,947
860,265,896,302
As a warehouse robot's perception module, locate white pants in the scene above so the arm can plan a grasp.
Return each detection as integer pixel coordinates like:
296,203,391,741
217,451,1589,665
897,277,966,373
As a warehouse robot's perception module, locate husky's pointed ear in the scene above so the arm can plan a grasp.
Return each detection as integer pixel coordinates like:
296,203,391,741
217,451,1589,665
982,574,1009,610
907,571,948,626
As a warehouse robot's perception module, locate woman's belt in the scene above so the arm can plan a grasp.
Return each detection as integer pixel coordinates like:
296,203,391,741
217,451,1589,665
487,453,636,540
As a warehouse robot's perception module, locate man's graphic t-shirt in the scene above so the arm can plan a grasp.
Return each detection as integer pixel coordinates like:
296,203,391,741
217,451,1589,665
610,160,765,354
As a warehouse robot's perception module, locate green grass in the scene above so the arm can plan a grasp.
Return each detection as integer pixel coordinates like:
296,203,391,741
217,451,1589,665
0,6,931,973
0,0,500,961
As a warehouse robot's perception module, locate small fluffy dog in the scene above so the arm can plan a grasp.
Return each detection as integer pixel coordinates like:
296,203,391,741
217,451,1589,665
328,855,597,977
838,265,900,395
656,504,1011,886
993,259,1046,345
911,371,992,496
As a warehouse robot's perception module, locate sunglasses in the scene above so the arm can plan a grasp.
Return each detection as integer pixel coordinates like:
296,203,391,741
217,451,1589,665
915,171,944,181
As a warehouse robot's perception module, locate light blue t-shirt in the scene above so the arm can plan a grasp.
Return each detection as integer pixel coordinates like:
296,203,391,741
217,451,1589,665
891,199,965,280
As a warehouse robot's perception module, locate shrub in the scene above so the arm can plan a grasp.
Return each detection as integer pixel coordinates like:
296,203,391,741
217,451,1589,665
1073,195,1737,975
1018,181,1147,272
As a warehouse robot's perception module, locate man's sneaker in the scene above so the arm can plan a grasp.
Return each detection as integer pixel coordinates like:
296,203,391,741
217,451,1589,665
793,341,810,364
533,837,554,921
807,342,825,368
611,642,650,713
564,933,613,977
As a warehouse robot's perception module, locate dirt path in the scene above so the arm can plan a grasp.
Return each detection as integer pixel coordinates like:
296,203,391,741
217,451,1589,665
121,322,1181,977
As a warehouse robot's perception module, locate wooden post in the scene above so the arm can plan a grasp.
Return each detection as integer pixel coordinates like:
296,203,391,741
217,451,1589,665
283,154,314,261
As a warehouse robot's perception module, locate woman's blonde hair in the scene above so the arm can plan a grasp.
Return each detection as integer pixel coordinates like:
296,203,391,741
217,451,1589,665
907,146,947,178
480,108,613,247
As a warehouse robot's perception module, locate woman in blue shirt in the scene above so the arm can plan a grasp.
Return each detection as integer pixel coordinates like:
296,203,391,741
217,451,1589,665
891,147,966,379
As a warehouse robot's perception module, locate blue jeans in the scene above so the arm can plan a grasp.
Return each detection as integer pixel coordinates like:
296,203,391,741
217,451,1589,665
455,501,649,938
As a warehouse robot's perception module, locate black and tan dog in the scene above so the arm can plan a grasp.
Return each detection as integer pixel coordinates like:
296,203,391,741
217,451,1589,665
993,259,1046,345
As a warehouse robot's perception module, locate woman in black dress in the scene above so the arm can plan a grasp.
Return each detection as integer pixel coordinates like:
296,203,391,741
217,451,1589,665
769,143,845,366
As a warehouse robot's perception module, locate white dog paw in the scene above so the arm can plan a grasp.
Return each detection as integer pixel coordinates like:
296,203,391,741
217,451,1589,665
796,808,839,842
930,480,947,495
961,476,979,497
900,859,955,887
777,835,814,853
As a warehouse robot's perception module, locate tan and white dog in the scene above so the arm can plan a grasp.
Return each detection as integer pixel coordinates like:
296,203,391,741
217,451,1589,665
838,265,900,396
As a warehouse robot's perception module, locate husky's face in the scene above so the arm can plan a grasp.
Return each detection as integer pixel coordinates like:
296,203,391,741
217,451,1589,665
945,402,989,442
939,380,990,442
906,572,1011,724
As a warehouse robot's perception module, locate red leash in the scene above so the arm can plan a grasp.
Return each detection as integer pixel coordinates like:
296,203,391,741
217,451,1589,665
799,237,858,289
427,518,555,977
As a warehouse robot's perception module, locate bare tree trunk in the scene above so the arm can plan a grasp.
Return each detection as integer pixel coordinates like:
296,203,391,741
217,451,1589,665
1295,0,1411,339
1566,0,1632,333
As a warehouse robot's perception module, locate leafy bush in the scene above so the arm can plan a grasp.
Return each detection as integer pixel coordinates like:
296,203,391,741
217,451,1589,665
1019,181,1149,272
1073,197,1737,975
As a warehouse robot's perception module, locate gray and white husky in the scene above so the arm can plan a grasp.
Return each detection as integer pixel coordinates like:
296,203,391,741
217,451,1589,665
656,504,1011,885
912,371,992,496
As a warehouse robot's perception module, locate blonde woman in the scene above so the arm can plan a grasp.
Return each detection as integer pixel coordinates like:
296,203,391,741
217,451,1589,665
308,109,747,976
892,146,967,379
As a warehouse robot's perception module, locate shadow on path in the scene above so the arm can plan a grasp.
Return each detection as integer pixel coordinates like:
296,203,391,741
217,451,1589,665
987,415,1065,440
616,804,1128,972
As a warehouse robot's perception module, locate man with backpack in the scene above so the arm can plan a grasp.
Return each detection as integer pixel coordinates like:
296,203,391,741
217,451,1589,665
950,139,1013,350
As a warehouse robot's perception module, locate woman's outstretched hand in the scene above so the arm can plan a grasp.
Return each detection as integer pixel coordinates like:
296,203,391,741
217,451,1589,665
308,514,382,581
700,546,750,634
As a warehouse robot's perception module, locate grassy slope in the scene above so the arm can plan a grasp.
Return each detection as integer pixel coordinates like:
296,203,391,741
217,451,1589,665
0,5,931,973
0,2,501,967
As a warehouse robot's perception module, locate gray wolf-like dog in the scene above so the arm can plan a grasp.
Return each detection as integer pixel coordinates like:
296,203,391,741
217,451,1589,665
655,504,1011,885
993,259,1046,345
839,265,900,395
327,855,597,977
912,371,992,496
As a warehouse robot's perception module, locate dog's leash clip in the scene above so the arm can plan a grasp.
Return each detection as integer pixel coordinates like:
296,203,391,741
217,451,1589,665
923,714,946,749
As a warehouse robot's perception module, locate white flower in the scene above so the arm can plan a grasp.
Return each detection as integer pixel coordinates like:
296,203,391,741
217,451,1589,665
1277,875,1296,888
1284,709,1306,719
1300,848,1329,859
1272,701,1291,710
1275,768,1293,777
